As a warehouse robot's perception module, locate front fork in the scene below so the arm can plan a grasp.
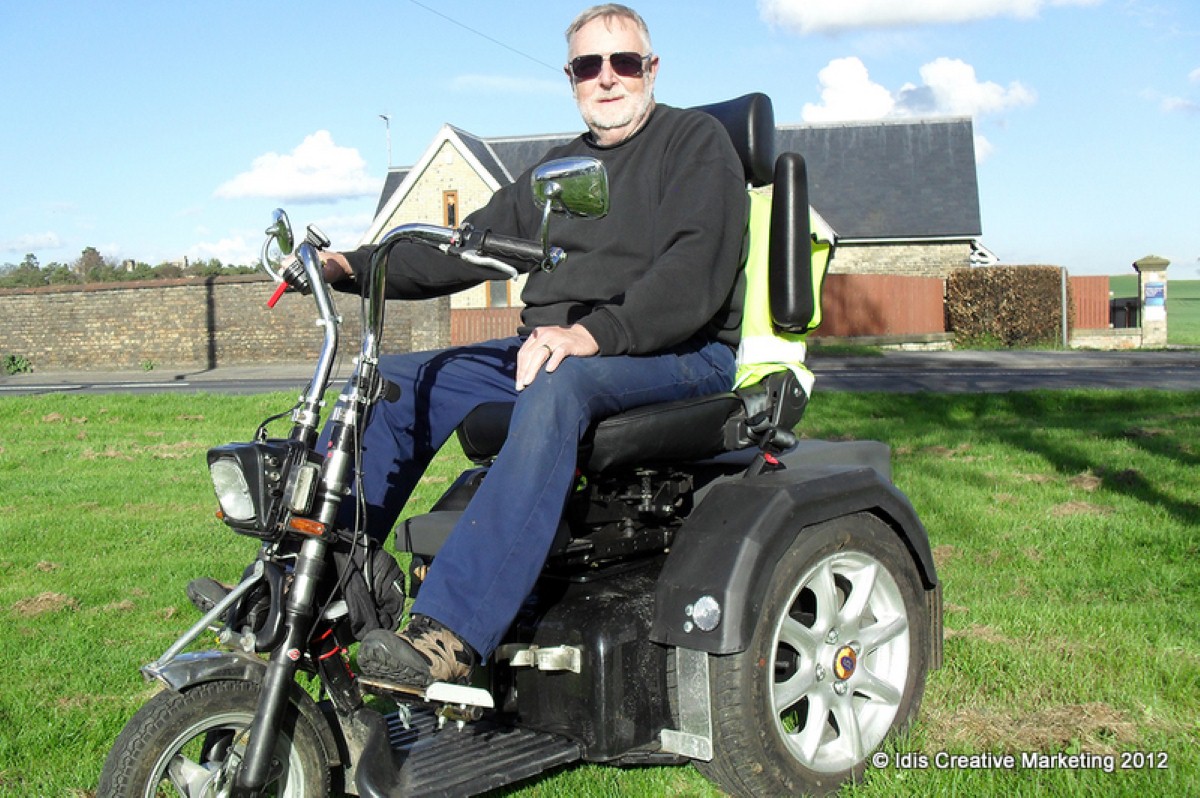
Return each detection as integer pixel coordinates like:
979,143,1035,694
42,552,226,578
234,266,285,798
233,536,333,795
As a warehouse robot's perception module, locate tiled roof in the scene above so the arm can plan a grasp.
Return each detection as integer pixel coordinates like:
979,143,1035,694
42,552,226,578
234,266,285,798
375,116,981,242
776,117,981,240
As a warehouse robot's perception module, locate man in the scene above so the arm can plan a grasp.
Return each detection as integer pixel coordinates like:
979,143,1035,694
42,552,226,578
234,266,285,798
324,3,748,688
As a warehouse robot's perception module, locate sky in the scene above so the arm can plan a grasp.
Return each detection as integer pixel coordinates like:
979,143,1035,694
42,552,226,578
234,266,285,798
0,0,1196,277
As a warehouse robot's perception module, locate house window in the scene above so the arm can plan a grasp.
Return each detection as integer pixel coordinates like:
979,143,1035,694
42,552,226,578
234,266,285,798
488,279,511,308
443,191,458,227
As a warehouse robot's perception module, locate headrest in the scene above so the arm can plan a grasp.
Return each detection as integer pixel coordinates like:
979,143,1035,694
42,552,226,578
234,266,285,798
691,93,776,187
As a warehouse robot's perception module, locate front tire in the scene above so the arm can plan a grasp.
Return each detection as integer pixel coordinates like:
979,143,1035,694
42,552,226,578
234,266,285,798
97,679,330,797
699,512,930,797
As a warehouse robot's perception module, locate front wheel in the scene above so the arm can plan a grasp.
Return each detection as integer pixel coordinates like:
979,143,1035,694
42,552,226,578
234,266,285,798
97,679,330,798
699,512,931,797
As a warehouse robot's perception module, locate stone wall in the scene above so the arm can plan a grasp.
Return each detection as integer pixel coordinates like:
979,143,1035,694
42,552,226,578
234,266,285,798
0,275,449,372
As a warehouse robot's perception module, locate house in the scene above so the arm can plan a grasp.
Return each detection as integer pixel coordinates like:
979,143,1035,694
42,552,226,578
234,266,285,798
362,114,986,311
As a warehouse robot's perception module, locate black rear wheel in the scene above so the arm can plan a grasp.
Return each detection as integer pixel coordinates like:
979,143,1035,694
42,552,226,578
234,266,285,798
699,512,930,797
97,679,330,797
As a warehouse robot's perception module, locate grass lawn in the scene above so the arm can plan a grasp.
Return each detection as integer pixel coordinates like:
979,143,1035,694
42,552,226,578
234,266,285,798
1,389,1197,796
1108,276,1200,346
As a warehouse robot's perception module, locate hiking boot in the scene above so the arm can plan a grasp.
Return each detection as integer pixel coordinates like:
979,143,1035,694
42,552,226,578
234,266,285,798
358,614,477,687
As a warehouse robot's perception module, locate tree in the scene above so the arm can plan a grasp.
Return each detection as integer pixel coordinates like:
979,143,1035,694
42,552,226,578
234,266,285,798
75,246,119,283
0,254,47,288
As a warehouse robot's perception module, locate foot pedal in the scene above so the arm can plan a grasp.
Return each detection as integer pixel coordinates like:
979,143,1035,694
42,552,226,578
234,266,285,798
359,678,494,708
360,677,496,729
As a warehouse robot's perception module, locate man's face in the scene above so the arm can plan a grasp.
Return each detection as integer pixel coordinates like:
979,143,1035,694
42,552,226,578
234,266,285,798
567,16,658,147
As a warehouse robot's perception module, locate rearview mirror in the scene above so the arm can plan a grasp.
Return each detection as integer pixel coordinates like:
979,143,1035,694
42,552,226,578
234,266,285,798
267,209,294,256
531,157,609,220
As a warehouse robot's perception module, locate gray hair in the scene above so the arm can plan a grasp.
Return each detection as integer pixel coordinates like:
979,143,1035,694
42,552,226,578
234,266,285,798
565,4,652,53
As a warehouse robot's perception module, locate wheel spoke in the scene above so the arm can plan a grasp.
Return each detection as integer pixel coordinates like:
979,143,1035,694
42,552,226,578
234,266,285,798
831,693,865,762
854,665,904,707
790,691,830,765
837,561,878,629
859,614,908,652
778,614,821,660
773,668,817,712
165,753,214,797
807,561,840,631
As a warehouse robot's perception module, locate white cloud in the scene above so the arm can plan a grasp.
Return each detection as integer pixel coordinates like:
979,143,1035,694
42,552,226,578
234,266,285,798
215,131,382,204
1,232,61,253
898,58,1036,116
1190,67,1200,83
801,57,1034,162
803,56,1034,122
802,57,896,121
187,235,258,267
759,0,1101,34
1162,96,1200,114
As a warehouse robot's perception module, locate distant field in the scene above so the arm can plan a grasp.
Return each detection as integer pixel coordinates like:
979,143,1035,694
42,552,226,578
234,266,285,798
1107,276,1199,346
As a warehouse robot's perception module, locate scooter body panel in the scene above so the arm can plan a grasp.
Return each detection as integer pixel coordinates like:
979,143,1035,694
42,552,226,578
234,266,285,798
651,443,938,655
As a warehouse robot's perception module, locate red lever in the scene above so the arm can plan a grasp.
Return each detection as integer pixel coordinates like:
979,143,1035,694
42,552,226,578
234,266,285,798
267,281,289,308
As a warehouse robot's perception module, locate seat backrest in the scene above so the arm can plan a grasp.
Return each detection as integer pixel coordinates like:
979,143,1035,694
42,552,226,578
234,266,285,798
694,95,833,449
692,94,828,341
691,92,776,188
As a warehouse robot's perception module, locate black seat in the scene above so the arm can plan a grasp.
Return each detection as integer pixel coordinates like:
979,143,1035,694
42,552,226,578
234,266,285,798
457,93,815,473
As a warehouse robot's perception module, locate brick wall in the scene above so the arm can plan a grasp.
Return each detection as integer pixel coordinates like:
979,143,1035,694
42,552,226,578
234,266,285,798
0,275,449,372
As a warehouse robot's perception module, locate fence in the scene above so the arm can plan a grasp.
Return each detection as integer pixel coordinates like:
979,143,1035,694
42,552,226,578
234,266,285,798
0,273,1122,372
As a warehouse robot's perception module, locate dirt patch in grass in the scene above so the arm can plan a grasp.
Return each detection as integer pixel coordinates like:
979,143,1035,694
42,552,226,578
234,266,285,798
932,544,961,569
1050,501,1113,517
1068,472,1103,491
142,440,205,459
82,446,134,461
13,591,79,616
932,702,1140,755
922,444,978,461
945,623,1017,645
1101,468,1143,488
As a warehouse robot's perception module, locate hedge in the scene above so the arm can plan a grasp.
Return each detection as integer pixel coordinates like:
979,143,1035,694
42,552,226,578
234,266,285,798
946,265,1073,347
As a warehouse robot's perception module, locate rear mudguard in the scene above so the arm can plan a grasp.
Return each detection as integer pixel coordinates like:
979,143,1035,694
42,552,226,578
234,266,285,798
141,650,344,771
651,442,937,656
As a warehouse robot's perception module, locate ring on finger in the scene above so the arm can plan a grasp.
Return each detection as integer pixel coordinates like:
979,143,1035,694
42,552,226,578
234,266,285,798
541,343,554,355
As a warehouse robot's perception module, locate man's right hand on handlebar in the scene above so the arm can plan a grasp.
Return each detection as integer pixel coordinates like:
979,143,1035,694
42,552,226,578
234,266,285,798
320,251,354,284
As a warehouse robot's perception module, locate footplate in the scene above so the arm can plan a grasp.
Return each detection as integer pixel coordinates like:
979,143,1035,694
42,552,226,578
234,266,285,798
380,704,582,797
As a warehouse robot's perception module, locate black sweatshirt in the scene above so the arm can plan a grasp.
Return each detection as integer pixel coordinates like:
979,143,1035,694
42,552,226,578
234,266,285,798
341,103,749,355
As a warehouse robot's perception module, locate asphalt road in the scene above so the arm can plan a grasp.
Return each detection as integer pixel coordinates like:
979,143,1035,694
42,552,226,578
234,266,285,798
3,349,1200,397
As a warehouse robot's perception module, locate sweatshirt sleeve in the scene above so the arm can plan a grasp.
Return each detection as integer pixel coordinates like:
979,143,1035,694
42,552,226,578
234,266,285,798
577,116,748,355
336,181,533,300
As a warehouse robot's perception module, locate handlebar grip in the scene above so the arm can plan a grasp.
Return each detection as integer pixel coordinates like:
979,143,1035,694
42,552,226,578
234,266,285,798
478,231,545,264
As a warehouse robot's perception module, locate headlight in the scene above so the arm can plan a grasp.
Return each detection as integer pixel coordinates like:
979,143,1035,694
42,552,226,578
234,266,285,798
206,440,308,539
210,458,256,521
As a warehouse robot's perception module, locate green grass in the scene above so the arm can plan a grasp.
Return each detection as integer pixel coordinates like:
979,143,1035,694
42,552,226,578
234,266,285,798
1,390,1198,796
1109,276,1200,346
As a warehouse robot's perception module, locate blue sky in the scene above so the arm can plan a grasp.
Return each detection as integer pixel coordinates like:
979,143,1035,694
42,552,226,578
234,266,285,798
1,0,1196,277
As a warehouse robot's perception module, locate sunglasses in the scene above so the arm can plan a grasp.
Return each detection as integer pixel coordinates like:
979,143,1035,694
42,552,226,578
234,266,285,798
566,51,652,81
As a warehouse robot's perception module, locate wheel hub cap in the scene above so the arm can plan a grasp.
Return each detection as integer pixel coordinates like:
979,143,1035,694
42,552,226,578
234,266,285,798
832,644,857,680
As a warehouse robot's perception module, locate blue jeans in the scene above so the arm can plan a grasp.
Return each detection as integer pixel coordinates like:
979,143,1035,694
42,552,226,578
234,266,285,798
333,334,735,657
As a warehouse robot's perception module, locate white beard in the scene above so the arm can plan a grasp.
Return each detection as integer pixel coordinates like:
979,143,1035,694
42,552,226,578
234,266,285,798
578,79,655,139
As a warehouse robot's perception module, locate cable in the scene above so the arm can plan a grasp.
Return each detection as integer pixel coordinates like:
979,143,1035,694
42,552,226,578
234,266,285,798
406,0,561,73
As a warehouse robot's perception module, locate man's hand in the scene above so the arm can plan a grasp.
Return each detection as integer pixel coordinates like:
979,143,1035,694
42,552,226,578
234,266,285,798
320,251,353,283
516,325,599,390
